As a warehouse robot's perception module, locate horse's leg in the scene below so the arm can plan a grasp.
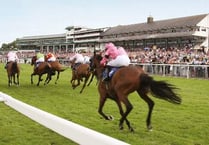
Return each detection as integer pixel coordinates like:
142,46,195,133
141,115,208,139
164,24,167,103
98,93,111,120
73,78,80,88
71,71,76,88
72,74,80,89
137,90,154,131
31,73,34,84
87,72,94,86
8,75,11,86
37,75,43,86
80,75,90,93
118,96,133,132
71,77,77,89
44,73,52,85
55,71,60,84
13,74,16,85
114,99,134,132
16,74,19,86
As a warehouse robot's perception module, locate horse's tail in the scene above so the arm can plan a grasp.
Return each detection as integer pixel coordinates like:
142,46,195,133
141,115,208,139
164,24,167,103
139,74,181,104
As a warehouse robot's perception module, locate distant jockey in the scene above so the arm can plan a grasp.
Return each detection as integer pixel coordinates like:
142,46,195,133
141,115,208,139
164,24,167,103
100,42,130,81
83,55,91,64
46,52,56,62
35,51,45,68
5,51,19,69
70,52,85,70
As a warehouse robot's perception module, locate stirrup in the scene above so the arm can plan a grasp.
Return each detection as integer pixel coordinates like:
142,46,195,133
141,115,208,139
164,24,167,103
102,76,109,82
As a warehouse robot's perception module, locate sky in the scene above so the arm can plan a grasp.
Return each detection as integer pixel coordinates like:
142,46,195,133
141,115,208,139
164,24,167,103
0,0,208,47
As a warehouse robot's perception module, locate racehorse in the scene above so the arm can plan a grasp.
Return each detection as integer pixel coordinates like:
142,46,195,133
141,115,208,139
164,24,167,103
90,51,182,132
6,61,20,86
45,57,68,84
31,56,53,86
70,60,92,93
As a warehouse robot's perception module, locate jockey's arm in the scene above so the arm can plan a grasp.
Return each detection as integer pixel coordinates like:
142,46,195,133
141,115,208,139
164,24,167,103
100,57,108,66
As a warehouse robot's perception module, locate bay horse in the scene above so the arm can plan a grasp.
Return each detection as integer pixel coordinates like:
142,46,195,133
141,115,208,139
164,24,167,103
6,61,20,86
70,60,92,94
45,57,68,84
31,56,53,86
90,52,182,132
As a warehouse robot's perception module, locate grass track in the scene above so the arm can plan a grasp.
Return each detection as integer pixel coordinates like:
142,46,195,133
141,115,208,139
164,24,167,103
0,63,209,145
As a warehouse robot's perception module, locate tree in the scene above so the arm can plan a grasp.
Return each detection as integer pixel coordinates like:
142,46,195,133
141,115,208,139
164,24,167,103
0,40,17,50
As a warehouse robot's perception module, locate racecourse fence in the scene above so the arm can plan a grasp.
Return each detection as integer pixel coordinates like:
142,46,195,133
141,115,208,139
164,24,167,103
3,58,209,79
130,63,209,79
57,58,209,79
0,92,130,145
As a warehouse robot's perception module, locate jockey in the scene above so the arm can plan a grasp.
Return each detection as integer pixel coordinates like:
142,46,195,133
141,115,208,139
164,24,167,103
100,42,130,81
5,51,19,69
70,52,85,70
35,51,45,68
83,55,91,64
46,52,56,62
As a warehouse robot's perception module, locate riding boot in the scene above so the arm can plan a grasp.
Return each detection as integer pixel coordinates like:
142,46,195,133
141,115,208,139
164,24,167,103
102,67,110,82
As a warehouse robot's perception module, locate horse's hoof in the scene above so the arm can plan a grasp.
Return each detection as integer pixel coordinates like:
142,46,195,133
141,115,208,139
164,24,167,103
107,115,114,120
147,125,153,131
129,127,134,132
119,125,124,130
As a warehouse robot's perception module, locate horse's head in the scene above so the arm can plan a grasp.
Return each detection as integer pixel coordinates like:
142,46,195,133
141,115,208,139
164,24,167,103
89,53,102,69
31,56,37,65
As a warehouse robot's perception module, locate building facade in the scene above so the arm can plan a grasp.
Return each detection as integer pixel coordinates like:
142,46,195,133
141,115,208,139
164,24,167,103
16,14,209,53
16,26,107,53
100,14,209,52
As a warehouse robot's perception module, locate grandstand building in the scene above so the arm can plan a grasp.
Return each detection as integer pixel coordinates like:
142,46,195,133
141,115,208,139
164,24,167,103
65,26,108,52
16,26,107,53
100,14,209,52
16,33,66,52
16,13,209,52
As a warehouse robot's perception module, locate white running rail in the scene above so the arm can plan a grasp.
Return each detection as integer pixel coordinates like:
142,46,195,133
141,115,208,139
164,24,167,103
0,92,130,145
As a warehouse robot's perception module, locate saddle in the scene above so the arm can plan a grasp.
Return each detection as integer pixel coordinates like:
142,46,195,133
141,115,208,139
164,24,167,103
72,63,82,71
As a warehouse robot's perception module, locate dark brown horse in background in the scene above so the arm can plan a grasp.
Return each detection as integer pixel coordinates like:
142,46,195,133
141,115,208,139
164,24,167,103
70,59,92,93
6,61,20,86
90,52,181,132
31,56,53,86
45,57,68,84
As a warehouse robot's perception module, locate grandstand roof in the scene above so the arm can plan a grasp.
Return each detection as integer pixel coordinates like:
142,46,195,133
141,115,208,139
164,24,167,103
19,33,66,40
102,14,208,36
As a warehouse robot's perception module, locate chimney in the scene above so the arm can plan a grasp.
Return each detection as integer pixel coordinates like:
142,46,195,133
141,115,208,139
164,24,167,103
147,16,154,23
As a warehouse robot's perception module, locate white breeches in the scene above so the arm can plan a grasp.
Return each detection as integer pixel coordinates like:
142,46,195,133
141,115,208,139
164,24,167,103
48,57,56,62
107,55,130,67
8,57,16,62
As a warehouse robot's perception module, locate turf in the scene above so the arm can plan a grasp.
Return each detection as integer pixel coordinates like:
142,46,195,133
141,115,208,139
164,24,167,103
0,63,209,145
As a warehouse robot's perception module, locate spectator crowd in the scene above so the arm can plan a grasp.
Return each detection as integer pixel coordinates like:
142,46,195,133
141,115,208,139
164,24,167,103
1,46,209,65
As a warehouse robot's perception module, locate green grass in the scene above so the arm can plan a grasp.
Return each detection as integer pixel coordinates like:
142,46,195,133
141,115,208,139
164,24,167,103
0,63,209,145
